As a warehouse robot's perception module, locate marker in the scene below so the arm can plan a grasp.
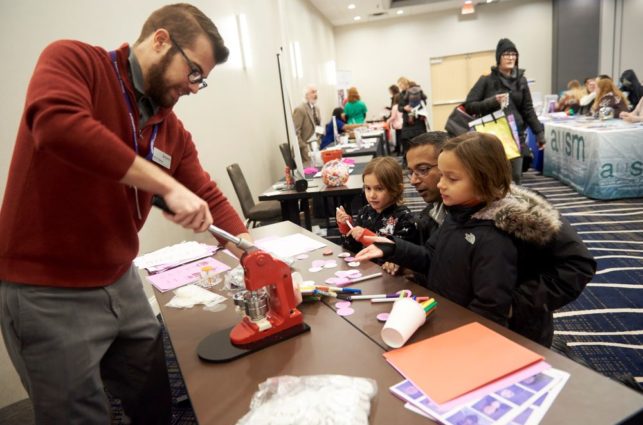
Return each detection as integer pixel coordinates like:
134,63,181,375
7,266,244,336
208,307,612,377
371,298,398,303
315,285,362,294
422,301,438,313
336,206,353,229
371,296,426,303
349,293,388,300
314,289,338,298
346,272,383,284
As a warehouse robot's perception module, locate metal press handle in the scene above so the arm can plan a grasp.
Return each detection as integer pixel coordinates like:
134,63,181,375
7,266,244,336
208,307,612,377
151,195,255,252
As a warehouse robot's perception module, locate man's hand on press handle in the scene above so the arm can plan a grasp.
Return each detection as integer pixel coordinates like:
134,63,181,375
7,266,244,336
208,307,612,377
161,184,212,232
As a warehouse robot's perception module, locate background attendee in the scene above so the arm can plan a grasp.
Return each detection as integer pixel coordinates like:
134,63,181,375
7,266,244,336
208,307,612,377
343,86,368,124
579,76,598,115
336,156,417,257
619,69,643,110
592,78,630,118
321,107,345,149
0,4,250,423
293,84,321,164
387,89,404,155
398,79,428,161
620,97,643,123
556,79,584,114
385,84,400,118
464,38,544,184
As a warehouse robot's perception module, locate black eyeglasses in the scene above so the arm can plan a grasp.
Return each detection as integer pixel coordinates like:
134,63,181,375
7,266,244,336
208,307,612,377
407,164,438,179
169,35,207,90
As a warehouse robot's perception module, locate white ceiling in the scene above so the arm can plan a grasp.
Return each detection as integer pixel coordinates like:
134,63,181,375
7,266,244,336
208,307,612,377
308,0,510,27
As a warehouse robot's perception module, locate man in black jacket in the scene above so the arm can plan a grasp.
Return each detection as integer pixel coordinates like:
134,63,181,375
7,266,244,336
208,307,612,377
465,38,544,184
389,132,596,346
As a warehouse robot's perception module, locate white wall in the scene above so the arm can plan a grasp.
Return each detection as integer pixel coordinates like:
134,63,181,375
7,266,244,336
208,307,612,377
601,0,643,79
620,0,643,76
0,0,335,255
0,0,335,408
334,0,553,128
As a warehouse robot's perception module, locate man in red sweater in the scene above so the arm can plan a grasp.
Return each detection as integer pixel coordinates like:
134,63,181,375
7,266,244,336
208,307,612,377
0,4,250,424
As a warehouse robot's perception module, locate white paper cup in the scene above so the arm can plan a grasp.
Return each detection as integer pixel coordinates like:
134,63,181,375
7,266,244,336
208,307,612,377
381,298,426,348
291,272,304,306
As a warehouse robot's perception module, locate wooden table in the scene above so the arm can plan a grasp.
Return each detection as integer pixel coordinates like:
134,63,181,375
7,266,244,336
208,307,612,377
155,222,643,424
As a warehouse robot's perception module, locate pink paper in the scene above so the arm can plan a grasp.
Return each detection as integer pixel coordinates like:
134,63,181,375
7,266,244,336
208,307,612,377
147,257,231,292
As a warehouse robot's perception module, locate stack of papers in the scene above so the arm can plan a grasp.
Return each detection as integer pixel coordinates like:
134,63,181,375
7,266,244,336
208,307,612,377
384,323,569,424
254,234,326,259
147,257,231,292
134,241,219,273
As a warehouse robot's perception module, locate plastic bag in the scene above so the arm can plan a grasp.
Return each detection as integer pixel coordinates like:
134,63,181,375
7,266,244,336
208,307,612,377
321,159,350,187
165,284,226,309
236,375,377,425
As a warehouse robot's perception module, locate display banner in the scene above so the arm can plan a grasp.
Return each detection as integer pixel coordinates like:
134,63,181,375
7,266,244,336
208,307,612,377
543,120,643,200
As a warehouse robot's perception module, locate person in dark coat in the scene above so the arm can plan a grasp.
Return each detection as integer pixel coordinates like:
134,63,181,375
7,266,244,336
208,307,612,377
397,77,428,161
357,133,518,326
364,132,597,345
619,69,643,110
464,38,544,184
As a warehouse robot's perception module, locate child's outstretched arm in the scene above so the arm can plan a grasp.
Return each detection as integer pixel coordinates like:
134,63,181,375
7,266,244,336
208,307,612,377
355,236,393,261
348,226,376,245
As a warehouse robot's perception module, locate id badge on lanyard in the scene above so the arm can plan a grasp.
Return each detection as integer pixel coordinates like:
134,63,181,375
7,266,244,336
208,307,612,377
109,50,168,219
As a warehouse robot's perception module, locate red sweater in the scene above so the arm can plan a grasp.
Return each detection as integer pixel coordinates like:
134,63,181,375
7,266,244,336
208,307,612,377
0,41,247,287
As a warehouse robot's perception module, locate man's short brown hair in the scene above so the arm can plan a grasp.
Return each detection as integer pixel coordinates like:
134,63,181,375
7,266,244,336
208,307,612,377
441,133,511,203
136,3,229,64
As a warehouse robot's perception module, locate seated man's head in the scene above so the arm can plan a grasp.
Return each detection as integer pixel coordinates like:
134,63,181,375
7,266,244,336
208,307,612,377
406,132,448,203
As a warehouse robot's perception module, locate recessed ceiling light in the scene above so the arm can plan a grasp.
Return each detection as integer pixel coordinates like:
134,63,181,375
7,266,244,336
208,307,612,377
348,4,356,10
353,16,361,21
397,10,404,15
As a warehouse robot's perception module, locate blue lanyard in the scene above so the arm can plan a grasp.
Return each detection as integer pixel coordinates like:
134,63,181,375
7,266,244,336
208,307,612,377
109,50,158,161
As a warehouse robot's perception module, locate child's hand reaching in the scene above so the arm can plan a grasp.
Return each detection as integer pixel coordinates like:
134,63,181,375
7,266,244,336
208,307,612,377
382,262,400,275
348,226,365,241
355,236,393,261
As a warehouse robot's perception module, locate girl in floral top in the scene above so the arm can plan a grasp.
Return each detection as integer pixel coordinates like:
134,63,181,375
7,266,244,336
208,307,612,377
336,157,417,255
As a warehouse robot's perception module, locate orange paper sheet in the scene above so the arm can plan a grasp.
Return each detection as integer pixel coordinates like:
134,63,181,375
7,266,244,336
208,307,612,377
383,322,543,404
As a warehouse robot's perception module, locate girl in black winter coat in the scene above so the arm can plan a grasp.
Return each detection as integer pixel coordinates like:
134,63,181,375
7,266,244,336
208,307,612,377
355,133,518,326
464,38,544,184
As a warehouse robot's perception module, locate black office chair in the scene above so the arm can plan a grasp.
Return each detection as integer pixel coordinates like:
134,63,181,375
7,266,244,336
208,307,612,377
279,143,297,170
226,163,281,228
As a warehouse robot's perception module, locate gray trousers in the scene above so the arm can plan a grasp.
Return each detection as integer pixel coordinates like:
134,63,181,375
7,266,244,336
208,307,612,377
0,265,171,425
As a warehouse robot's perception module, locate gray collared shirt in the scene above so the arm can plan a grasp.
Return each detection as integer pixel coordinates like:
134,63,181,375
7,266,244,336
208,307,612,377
128,48,158,128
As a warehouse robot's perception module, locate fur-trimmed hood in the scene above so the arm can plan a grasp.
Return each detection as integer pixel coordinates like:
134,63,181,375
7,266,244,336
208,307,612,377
473,185,562,246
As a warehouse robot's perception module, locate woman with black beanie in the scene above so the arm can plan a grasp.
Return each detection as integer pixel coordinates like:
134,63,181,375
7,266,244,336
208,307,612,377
464,38,544,184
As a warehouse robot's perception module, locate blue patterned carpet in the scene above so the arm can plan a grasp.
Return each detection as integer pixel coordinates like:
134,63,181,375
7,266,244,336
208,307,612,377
519,171,643,393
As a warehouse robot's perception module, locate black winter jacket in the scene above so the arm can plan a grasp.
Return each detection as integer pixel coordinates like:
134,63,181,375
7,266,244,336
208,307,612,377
388,186,595,345
389,203,518,327
468,185,595,346
465,67,544,144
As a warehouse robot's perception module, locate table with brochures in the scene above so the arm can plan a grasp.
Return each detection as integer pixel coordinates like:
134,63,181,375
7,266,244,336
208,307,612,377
152,221,643,424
